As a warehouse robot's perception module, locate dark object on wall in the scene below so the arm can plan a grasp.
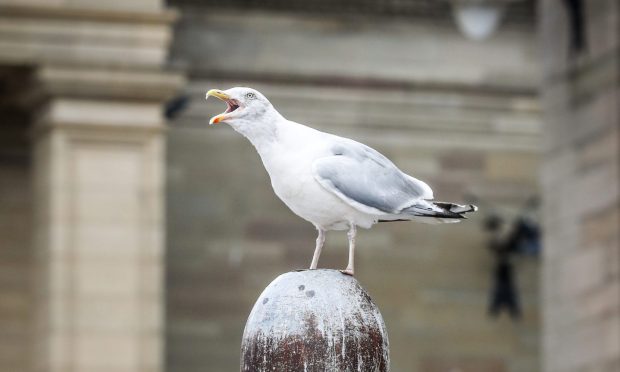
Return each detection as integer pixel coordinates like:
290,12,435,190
562,0,587,55
165,94,190,119
241,269,389,371
484,212,541,320
487,228,521,320
513,217,541,256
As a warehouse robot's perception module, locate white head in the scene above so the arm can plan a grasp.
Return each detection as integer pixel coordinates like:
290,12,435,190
205,87,278,127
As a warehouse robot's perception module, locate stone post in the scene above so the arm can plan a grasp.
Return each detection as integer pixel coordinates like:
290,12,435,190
241,269,390,371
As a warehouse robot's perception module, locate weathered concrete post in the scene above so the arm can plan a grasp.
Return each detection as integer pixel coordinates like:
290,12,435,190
241,269,389,371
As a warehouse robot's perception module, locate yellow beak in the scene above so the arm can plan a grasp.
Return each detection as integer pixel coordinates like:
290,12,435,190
206,89,230,101
206,89,232,125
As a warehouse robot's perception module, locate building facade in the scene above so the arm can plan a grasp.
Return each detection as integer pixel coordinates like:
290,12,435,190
0,1,552,372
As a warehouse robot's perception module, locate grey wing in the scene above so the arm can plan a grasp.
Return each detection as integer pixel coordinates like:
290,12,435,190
312,141,433,215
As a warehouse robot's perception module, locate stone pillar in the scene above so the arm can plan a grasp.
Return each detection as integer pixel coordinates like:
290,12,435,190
31,77,173,372
0,2,183,372
539,1,620,371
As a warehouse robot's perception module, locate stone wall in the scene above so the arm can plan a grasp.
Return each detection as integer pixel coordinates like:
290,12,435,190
539,1,620,372
167,9,541,372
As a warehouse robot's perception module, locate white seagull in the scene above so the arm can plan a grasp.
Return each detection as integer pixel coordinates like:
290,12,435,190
206,87,477,275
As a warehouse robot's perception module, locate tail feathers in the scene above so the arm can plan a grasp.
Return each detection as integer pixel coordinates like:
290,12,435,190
432,202,478,215
395,201,478,222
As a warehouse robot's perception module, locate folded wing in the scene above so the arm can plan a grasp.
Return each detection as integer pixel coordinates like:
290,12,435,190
312,141,433,215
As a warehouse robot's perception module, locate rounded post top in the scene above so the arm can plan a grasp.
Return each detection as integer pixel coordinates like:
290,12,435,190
241,269,389,372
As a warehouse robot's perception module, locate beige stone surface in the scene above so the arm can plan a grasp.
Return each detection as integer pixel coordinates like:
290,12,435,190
0,0,162,11
171,10,540,90
540,1,620,372
0,3,176,68
32,119,167,372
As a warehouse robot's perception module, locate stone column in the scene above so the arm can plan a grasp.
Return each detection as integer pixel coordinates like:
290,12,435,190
540,1,620,371
0,2,184,372
31,70,178,372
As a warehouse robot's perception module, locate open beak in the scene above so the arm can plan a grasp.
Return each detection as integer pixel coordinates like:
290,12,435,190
206,89,238,125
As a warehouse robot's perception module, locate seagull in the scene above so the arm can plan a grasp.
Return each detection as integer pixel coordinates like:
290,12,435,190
206,87,477,275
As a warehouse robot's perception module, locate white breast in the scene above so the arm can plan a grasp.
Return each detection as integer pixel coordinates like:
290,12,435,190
258,135,375,230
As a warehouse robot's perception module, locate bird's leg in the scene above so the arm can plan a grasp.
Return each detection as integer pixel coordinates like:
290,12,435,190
309,228,326,270
341,224,356,276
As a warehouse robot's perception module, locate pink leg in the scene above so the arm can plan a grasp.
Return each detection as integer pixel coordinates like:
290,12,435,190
340,224,356,276
309,228,325,270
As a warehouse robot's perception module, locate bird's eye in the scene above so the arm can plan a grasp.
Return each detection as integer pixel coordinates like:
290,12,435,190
245,92,256,100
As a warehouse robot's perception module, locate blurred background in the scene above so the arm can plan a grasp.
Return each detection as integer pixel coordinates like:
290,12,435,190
0,0,617,372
